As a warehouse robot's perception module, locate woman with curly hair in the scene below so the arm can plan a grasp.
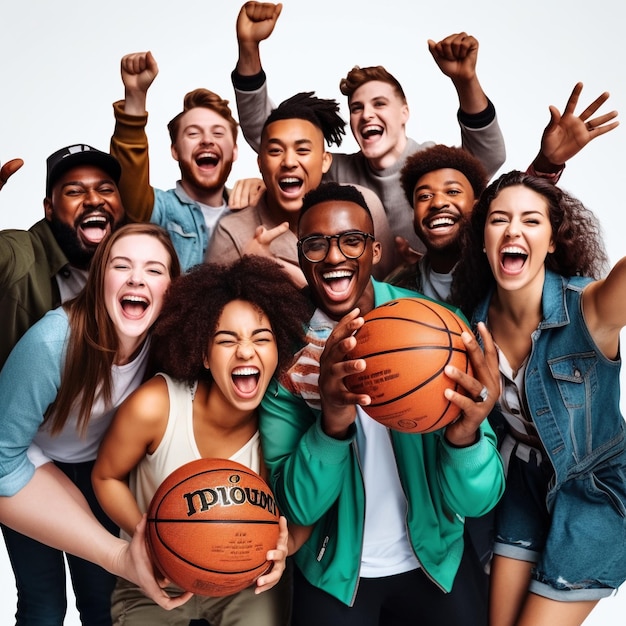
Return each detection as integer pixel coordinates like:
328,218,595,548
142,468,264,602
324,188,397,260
93,255,313,626
451,171,626,626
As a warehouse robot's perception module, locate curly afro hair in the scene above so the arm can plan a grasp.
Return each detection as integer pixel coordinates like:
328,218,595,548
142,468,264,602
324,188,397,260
400,145,489,207
262,91,346,147
150,256,312,383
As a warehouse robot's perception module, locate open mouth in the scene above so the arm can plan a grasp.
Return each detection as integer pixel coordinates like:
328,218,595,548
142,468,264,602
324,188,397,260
426,214,458,230
195,151,219,168
120,295,149,318
500,246,528,273
361,124,383,140
232,366,260,397
78,214,110,245
278,176,303,195
320,269,355,300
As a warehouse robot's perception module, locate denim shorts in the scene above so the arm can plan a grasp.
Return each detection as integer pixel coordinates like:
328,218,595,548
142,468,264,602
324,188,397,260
493,435,625,601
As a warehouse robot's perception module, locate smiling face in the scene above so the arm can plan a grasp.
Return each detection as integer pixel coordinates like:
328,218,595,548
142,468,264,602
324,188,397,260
484,185,555,294
171,107,238,204
348,80,409,170
299,200,381,320
104,233,173,360
44,164,125,268
412,168,477,268
204,299,278,413
258,118,332,222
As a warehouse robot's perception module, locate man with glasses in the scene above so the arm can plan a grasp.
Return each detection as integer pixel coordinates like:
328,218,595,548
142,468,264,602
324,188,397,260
258,182,504,625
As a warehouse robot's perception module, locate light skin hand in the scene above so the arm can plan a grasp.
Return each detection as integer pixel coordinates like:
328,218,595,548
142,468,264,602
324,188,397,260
228,177,266,209
254,516,289,594
427,32,488,114
243,223,307,288
244,222,290,257
0,158,24,190
394,236,421,265
532,82,619,171
318,309,371,439
443,322,500,447
120,51,159,116
236,1,283,75
115,515,193,609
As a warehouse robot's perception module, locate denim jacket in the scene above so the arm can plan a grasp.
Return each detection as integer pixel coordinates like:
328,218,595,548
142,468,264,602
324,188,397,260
472,270,626,583
153,183,230,272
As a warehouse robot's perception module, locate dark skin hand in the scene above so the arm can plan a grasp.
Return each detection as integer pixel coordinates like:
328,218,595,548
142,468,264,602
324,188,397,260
319,314,499,447
443,321,499,447
0,158,24,190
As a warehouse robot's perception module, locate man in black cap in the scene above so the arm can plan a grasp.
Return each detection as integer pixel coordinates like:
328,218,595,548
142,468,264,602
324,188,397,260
0,143,125,368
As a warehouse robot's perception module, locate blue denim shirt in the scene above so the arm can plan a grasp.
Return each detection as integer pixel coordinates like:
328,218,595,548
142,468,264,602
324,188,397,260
473,270,626,565
152,182,230,272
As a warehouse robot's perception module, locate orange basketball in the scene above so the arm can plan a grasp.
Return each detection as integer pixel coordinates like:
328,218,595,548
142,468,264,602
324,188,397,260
345,297,473,433
146,458,280,597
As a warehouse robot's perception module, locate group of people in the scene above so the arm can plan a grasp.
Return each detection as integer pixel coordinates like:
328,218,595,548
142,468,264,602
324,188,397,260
1,2,625,626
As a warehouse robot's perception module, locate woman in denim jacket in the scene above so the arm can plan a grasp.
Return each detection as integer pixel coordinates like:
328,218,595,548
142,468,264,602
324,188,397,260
451,170,626,626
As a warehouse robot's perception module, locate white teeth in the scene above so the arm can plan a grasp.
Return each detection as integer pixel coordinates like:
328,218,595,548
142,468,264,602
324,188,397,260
198,151,218,159
280,177,301,184
323,270,352,280
232,367,259,376
501,246,527,255
429,216,455,228
82,215,107,224
122,295,148,304
361,124,383,137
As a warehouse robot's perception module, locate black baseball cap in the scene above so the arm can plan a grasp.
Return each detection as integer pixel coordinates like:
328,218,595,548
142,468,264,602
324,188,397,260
46,144,121,196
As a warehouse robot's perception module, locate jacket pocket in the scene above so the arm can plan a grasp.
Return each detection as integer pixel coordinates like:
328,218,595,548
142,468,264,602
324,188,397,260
589,467,626,518
548,352,596,410
166,221,197,239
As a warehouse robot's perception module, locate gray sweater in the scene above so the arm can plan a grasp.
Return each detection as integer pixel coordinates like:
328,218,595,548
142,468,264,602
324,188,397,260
232,71,506,253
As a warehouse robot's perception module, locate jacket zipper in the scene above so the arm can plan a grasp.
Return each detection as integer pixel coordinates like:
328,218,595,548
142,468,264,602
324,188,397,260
389,429,447,593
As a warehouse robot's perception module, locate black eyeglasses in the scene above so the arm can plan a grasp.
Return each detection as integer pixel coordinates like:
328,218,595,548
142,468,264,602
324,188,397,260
297,231,375,263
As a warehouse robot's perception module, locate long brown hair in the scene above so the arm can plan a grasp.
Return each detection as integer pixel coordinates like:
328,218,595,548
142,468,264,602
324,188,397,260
450,170,609,318
44,223,181,435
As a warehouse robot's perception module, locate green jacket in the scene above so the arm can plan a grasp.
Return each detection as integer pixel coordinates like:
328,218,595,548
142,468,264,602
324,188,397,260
259,279,504,606
0,219,67,369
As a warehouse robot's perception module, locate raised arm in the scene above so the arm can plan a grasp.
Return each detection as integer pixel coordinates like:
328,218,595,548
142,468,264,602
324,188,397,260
428,32,506,177
427,32,486,114
236,1,282,76
0,158,24,191
110,51,159,222
528,82,619,177
232,2,282,152
582,257,626,360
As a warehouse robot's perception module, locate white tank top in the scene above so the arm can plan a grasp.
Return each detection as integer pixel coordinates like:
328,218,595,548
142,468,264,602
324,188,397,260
124,373,261,540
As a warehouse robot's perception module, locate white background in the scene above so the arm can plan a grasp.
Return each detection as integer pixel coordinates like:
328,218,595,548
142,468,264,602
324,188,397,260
1,0,625,623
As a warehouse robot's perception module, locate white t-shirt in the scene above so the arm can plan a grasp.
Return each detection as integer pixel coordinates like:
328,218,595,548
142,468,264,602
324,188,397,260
356,407,421,577
32,338,150,464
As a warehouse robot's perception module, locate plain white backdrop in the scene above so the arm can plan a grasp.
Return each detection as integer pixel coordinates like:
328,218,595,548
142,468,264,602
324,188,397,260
1,0,625,623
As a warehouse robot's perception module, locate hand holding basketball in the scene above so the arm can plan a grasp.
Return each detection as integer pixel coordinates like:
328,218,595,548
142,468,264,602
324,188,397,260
254,516,289,594
319,308,370,439
345,298,477,434
443,321,499,447
146,458,281,597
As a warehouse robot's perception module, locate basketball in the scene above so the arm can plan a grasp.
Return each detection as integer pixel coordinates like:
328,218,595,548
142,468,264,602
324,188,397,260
345,297,473,433
146,458,280,597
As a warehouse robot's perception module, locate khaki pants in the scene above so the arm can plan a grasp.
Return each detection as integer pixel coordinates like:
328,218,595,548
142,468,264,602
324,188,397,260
111,562,292,625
